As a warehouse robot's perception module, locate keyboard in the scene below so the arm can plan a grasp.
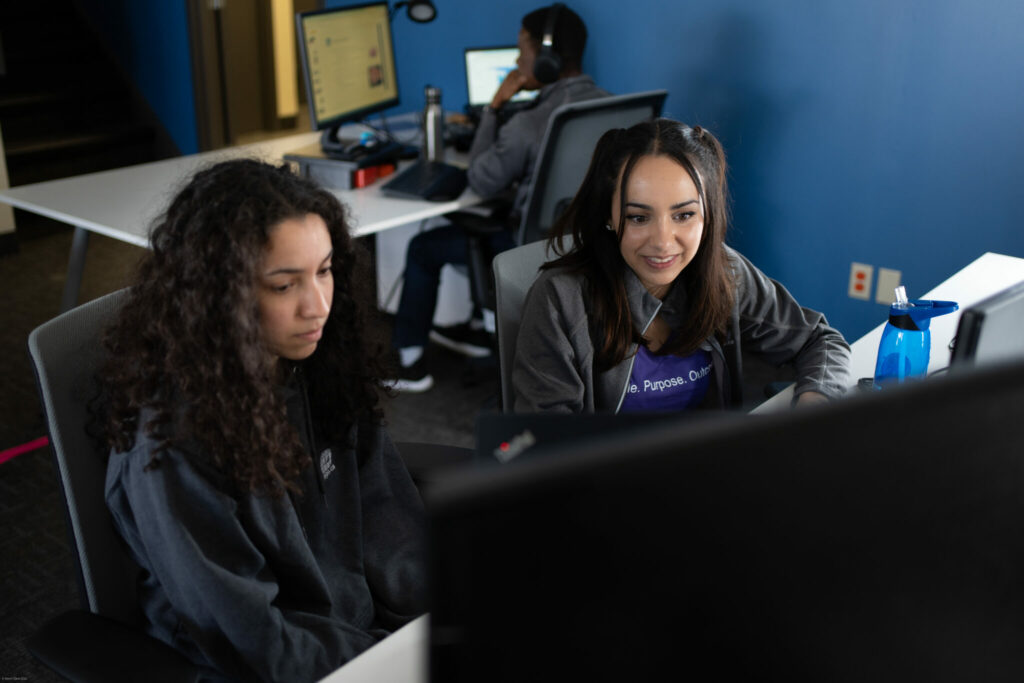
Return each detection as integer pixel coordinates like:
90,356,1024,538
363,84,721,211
446,122,476,152
380,160,468,201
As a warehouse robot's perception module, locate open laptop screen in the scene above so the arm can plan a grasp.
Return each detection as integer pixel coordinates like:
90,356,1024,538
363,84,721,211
949,278,1024,368
464,46,538,109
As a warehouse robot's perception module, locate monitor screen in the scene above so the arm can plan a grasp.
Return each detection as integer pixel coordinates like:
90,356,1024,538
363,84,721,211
950,278,1024,368
296,2,399,132
463,46,538,108
428,360,1024,682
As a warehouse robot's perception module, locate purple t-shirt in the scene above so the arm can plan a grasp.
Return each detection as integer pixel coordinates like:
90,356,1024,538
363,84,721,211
619,345,712,412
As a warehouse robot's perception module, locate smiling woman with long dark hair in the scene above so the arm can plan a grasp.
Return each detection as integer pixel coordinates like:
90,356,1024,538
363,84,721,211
94,159,425,682
513,119,851,413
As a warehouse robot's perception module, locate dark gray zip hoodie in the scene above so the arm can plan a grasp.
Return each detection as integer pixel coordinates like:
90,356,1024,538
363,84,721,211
513,245,851,413
105,370,426,682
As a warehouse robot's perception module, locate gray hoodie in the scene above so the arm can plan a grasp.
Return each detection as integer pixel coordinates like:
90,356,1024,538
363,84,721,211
513,245,851,413
467,74,609,213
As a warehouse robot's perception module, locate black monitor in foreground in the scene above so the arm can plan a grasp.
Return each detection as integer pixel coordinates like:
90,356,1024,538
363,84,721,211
296,2,399,145
950,278,1024,368
428,360,1024,682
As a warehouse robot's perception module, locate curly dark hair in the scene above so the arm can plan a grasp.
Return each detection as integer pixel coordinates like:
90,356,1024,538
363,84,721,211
95,159,388,497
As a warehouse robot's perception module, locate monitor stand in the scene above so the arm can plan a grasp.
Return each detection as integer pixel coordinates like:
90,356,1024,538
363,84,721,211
320,126,362,159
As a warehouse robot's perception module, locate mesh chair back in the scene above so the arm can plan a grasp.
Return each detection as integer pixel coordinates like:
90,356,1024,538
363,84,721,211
493,241,555,412
517,90,667,245
27,288,142,625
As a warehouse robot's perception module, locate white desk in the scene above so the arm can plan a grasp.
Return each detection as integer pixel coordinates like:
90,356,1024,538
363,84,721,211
0,128,479,311
755,251,1024,412
319,615,428,683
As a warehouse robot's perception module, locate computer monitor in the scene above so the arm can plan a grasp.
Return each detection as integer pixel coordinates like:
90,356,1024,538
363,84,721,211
949,278,1024,368
463,46,538,114
428,359,1024,682
296,2,399,141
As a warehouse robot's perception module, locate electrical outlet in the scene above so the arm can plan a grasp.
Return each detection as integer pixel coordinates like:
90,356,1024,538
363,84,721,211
848,262,873,300
875,268,903,304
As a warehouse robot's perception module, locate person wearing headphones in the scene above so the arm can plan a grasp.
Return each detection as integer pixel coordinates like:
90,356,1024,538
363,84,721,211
387,3,608,392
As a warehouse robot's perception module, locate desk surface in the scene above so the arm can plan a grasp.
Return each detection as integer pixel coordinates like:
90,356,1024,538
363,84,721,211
319,615,427,683
755,251,1024,412
0,130,479,247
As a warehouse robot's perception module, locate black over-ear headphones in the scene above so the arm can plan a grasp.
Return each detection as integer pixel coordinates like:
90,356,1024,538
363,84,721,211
531,3,565,85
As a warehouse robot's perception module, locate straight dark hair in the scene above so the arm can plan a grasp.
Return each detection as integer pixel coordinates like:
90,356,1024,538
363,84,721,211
545,118,734,370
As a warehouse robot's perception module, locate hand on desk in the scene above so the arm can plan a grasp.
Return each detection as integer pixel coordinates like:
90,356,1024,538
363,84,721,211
794,391,830,408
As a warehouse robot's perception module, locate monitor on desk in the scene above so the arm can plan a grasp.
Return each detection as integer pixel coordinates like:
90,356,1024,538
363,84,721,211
949,278,1024,368
296,2,399,146
463,46,538,118
428,360,1024,682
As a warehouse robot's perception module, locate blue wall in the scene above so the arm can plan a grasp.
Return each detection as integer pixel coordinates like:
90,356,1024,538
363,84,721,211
373,0,1024,339
77,0,198,155
89,0,1024,339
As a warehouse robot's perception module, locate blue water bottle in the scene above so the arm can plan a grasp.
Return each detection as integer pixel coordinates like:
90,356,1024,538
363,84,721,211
873,286,958,387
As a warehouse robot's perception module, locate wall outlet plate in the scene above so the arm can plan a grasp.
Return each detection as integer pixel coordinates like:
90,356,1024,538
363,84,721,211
849,262,873,300
876,268,903,304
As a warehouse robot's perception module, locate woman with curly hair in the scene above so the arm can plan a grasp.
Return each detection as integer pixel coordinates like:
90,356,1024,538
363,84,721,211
513,119,851,413
96,159,425,682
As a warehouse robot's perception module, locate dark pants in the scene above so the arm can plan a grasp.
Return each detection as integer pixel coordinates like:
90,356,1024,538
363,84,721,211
392,224,516,349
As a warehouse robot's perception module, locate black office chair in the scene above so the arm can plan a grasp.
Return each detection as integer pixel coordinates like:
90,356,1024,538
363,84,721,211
25,288,469,680
515,90,668,245
446,90,668,384
451,90,668,315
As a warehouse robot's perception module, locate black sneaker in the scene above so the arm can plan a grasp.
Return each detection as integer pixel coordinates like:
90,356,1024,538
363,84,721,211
383,358,434,393
429,322,494,358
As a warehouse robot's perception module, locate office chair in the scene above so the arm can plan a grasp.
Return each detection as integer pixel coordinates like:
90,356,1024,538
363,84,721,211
26,288,203,682
445,90,668,380
515,89,667,245
492,240,553,412
26,289,468,680
451,90,667,313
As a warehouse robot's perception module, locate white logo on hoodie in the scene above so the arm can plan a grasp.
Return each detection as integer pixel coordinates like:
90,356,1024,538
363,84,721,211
320,449,336,481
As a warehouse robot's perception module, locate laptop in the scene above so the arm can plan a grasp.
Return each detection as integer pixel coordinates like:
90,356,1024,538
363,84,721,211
474,410,709,466
463,46,538,122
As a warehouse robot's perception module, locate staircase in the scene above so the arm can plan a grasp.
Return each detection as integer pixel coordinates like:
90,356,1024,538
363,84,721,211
0,1,167,242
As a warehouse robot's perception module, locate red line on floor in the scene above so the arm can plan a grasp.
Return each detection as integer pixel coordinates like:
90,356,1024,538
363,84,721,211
0,436,50,465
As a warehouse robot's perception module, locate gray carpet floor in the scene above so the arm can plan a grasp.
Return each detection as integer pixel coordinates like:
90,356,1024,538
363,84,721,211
0,225,495,681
